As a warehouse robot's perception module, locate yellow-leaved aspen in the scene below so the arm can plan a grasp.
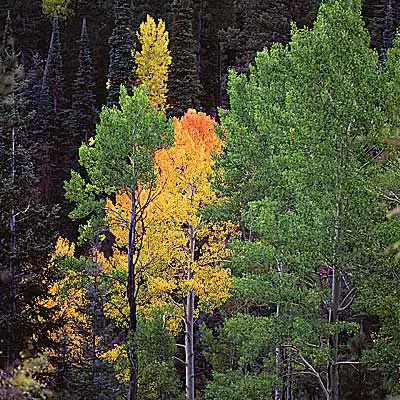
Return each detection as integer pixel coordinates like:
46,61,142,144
134,15,171,110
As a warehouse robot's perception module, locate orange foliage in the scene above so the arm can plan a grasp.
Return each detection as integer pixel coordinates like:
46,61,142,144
104,110,235,332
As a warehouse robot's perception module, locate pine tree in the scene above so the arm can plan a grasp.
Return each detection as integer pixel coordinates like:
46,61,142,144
42,12,66,115
106,0,134,107
41,12,66,204
25,53,46,147
0,12,58,370
168,0,202,116
71,17,96,149
40,12,75,238
217,0,318,108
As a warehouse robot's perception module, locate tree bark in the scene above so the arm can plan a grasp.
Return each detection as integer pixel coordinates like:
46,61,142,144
185,224,196,400
8,125,17,369
328,266,341,400
127,184,138,400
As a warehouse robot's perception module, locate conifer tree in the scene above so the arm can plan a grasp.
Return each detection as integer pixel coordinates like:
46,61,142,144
42,12,65,115
72,17,96,148
106,0,134,107
41,12,67,204
25,53,46,148
168,0,202,116
0,12,58,370
41,12,74,237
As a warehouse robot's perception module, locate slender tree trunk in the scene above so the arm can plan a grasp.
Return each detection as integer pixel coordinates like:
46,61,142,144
328,266,341,400
185,224,196,400
185,289,195,400
127,184,138,400
90,255,99,398
328,146,344,400
8,125,17,368
274,261,282,400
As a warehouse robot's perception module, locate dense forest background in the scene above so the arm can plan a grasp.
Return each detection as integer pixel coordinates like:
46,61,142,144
2,0,400,399
1,0,399,233
1,0,318,114
2,0,400,118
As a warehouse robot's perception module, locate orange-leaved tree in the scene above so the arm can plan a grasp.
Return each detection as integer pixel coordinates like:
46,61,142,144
105,109,236,400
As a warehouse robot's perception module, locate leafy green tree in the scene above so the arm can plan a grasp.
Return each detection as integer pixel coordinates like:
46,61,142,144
355,31,400,395
65,85,172,400
207,1,400,399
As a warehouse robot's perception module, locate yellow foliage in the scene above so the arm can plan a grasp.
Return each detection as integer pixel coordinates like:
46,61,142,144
42,237,94,364
42,0,72,19
100,344,129,383
134,15,171,110
52,237,75,258
104,110,237,334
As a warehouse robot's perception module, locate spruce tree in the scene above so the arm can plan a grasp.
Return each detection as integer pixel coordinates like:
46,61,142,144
0,12,58,370
71,17,96,149
25,53,46,148
106,0,134,107
42,12,66,115
168,0,202,116
41,11,65,205
217,0,318,108
41,12,74,237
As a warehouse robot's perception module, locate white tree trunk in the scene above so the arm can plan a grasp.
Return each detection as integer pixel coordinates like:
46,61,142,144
185,224,196,400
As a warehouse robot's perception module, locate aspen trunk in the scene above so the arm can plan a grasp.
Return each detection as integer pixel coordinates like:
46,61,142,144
127,185,138,400
328,267,341,400
185,224,196,400
185,288,195,400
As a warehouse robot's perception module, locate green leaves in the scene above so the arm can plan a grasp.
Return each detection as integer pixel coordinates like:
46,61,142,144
205,0,400,397
65,85,172,241
78,86,172,193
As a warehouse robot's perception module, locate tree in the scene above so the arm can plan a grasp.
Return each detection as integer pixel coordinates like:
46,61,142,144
134,15,171,111
355,31,400,395
42,0,73,20
105,109,235,400
207,1,400,399
217,0,318,108
72,17,96,148
41,11,72,227
42,238,120,399
65,85,172,400
0,13,58,370
106,0,134,107
168,0,202,116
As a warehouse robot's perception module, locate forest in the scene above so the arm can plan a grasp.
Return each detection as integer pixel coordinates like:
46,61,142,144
2,0,400,399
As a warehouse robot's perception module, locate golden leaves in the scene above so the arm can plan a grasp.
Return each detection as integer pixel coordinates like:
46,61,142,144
134,15,171,110
52,237,75,258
